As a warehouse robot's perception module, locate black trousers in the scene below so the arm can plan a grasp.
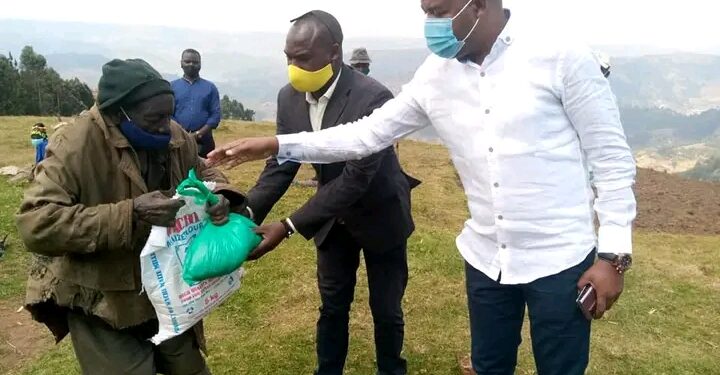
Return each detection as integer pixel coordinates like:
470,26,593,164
315,224,408,375
466,251,595,375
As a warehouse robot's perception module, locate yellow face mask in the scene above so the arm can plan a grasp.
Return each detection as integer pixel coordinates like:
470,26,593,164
288,64,334,93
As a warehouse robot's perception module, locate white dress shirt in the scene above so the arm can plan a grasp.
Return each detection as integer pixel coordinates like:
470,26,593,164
307,71,342,132
276,13,636,284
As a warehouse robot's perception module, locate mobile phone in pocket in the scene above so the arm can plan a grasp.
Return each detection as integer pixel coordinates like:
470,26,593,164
576,284,596,320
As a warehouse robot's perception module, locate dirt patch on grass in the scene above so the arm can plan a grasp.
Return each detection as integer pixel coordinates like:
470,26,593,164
635,168,720,235
0,300,53,374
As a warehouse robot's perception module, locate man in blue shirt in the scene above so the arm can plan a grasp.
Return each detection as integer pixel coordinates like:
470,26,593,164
171,49,222,158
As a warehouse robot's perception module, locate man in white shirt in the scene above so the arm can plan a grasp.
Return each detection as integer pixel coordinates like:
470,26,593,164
208,1,636,374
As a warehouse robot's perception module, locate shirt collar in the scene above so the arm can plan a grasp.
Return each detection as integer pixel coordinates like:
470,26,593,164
306,69,342,105
497,9,514,46
183,76,201,85
458,9,514,66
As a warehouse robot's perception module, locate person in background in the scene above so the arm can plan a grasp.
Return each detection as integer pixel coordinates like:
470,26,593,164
17,58,247,375
348,47,401,156
171,49,222,158
30,122,48,164
349,47,372,75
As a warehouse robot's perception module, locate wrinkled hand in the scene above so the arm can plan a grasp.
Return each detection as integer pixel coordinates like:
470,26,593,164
206,136,279,169
206,195,230,226
133,191,185,227
577,260,624,319
247,222,287,261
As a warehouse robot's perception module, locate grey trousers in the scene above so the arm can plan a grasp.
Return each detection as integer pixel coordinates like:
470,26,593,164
67,311,211,375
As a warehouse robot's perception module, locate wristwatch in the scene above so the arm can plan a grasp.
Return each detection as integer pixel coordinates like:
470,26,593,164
280,218,295,238
597,253,633,274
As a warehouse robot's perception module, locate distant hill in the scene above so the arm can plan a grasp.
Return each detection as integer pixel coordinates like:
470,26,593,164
4,19,720,143
611,54,720,114
44,53,110,88
404,106,720,150
0,19,428,120
620,107,720,148
683,155,720,182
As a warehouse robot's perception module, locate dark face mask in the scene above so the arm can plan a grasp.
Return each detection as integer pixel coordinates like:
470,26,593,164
182,65,200,78
119,108,171,150
181,54,201,79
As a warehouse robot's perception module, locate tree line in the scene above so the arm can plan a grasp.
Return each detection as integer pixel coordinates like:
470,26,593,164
221,95,255,121
1,45,256,122
0,46,94,116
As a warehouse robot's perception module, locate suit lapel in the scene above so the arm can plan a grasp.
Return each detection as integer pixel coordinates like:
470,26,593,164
292,90,313,133
321,66,352,130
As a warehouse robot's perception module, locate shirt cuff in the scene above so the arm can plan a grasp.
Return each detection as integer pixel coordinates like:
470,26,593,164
598,225,633,254
276,134,304,165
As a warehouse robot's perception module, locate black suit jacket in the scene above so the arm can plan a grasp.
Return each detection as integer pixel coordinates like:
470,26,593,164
247,65,419,252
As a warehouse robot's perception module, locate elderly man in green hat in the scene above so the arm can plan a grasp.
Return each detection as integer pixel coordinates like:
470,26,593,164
349,47,372,75
16,58,247,375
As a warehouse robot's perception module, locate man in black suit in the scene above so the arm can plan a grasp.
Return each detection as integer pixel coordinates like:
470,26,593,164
243,10,419,375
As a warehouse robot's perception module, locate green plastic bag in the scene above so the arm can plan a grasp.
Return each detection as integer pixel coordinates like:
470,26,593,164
178,170,262,284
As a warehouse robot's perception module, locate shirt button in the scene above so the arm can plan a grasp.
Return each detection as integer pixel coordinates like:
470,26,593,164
286,151,291,156
485,109,491,114
498,215,504,220
494,182,500,188
505,36,512,43
480,72,486,77
501,244,507,249
488,147,494,153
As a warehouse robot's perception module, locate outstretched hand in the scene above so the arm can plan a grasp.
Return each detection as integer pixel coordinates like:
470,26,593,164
206,136,280,169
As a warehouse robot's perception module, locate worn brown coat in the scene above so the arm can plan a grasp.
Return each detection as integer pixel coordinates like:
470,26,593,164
16,105,246,345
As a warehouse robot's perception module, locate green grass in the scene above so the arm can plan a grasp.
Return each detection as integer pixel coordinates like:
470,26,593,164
0,117,60,169
0,179,28,301
1,117,719,374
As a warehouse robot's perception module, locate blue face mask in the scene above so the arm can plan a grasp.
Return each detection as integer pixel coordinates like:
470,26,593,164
424,0,481,59
119,108,171,150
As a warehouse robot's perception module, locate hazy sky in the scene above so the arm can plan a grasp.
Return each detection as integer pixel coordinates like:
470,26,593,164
3,0,717,51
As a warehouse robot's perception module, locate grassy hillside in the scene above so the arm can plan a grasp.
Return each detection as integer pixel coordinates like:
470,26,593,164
0,117,719,374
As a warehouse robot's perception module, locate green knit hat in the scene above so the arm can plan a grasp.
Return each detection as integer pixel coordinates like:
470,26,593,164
97,58,174,110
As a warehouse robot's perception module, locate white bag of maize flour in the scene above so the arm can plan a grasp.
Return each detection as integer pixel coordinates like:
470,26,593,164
140,182,243,344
